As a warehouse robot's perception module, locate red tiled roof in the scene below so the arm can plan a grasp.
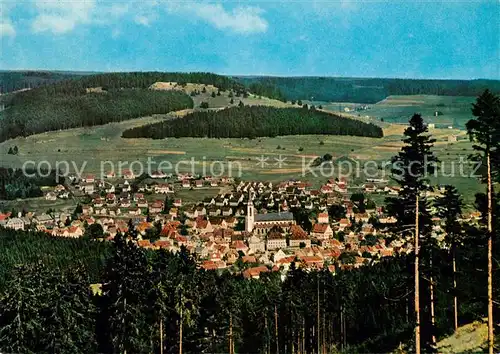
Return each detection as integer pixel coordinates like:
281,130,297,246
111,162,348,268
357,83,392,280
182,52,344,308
243,266,269,279
242,255,257,263
312,224,330,233
290,225,308,239
154,240,171,249
201,261,218,270
232,240,247,250
138,240,152,248
300,255,323,263
196,220,209,229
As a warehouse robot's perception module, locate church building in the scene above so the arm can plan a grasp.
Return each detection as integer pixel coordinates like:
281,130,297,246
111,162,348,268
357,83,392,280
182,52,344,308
245,195,296,235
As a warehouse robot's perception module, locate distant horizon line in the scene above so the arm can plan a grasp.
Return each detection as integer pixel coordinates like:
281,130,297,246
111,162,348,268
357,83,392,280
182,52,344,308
1,68,499,82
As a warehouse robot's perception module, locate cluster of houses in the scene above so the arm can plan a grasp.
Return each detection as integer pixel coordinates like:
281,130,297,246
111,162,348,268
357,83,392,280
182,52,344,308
2,173,484,279
63,171,235,197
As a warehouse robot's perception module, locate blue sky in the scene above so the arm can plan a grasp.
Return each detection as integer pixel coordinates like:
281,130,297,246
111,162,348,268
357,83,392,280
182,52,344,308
1,0,498,79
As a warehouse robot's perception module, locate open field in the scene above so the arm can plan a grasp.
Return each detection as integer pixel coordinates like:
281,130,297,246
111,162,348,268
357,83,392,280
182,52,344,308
0,196,78,215
311,95,475,129
149,81,292,110
0,111,482,205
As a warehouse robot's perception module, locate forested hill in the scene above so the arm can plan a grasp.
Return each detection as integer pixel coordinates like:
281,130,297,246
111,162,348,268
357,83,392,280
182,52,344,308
0,229,496,353
0,70,90,94
0,71,247,96
122,105,384,139
0,89,193,143
236,76,500,103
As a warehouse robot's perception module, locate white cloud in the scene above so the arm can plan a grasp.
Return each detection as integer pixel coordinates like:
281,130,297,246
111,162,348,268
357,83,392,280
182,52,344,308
109,4,130,18
31,0,96,34
134,14,156,27
32,14,79,34
21,0,267,35
0,3,16,37
0,22,16,37
134,15,150,26
187,3,268,34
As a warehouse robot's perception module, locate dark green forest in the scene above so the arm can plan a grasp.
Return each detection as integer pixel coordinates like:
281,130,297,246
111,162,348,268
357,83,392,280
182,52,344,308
0,70,89,93
0,89,193,143
0,71,244,95
0,167,61,200
237,76,500,103
0,71,283,142
121,105,384,139
0,228,497,353
0,229,110,288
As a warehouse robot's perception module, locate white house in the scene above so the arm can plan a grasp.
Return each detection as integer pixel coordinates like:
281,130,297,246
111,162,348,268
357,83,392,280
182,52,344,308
6,217,25,231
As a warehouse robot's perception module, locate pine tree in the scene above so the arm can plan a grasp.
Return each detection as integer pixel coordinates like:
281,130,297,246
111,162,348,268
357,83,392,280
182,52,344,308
102,234,150,353
0,262,46,353
434,185,464,330
42,266,97,353
148,249,174,354
0,262,96,354
386,113,438,353
386,113,438,236
466,89,500,354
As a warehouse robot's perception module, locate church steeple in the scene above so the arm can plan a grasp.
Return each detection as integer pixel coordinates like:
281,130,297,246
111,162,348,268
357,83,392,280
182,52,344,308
245,192,255,232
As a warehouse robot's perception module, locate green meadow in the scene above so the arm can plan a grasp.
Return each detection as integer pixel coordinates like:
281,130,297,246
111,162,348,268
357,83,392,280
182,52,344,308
0,110,483,206
314,95,475,129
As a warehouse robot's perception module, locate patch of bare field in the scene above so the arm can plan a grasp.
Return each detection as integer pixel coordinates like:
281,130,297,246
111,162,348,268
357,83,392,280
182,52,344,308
230,147,266,154
86,87,106,93
372,145,402,151
383,124,406,136
149,82,219,93
169,109,194,117
260,168,305,174
293,154,320,158
147,150,187,155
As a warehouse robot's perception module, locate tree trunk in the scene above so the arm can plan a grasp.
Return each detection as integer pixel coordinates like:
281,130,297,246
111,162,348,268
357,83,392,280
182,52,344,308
160,318,164,354
317,277,320,354
229,313,233,354
124,297,127,354
430,254,437,347
340,304,344,350
179,306,183,354
275,305,279,354
302,317,305,354
322,309,326,354
322,284,326,354
415,194,421,354
312,325,315,354
343,308,347,348
265,313,269,354
452,248,458,331
486,152,494,354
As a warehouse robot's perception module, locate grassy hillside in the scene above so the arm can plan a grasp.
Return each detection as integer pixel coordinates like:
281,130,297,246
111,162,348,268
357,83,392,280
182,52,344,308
436,320,493,353
237,76,500,103
316,95,476,129
0,113,483,204
121,105,384,139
